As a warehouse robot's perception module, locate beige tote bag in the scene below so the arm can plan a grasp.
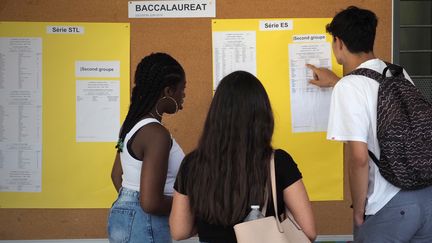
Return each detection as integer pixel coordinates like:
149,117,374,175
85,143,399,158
234,154,310,243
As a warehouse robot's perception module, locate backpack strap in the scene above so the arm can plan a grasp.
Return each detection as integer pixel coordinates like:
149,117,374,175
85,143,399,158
368,150,380,167
383,62,404,78
348,68,383,83
348,62,405,82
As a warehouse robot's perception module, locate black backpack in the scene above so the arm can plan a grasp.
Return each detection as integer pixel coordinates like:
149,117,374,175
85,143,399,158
349,63,432,190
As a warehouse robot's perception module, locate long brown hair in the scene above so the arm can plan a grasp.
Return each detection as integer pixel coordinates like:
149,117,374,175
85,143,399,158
182,71,274,225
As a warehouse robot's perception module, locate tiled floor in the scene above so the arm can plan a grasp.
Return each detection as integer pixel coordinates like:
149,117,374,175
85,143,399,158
174,237,353,243
0,235,353,243
174,238,199,243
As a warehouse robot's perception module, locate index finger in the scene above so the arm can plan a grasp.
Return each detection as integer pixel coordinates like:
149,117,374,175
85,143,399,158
305,63,317,71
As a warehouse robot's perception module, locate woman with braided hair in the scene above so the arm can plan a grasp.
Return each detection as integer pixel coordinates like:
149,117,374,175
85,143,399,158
107,52,186,243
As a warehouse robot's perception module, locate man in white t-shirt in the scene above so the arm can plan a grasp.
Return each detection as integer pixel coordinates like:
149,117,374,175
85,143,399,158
307,6,432,242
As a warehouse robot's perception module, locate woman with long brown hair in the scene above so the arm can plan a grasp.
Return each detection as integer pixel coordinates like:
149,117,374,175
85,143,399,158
169,71,316,243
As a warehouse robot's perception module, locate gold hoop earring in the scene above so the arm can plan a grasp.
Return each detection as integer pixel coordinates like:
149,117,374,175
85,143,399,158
155,96,179,116
155,99,163,117
166,96,179,113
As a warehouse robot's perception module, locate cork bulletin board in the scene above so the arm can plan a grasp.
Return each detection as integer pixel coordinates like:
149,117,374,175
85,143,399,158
0,0,392,239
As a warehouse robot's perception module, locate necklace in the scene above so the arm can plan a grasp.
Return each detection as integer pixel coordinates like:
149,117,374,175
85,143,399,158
148,112,164,125
149,112,160,119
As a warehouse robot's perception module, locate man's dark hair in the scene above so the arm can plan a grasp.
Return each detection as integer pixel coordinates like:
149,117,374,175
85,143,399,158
326,6,378,53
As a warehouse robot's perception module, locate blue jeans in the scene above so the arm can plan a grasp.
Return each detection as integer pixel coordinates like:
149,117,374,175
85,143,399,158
354,185,432,243
107,187,172,243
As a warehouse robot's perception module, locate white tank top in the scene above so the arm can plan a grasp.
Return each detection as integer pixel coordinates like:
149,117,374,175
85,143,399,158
120,118,184,196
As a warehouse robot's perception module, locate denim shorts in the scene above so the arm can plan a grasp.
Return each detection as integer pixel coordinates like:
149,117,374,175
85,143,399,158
107,187,172,243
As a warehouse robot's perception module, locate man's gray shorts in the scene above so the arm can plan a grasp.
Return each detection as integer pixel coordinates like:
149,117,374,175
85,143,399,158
354,185,432,243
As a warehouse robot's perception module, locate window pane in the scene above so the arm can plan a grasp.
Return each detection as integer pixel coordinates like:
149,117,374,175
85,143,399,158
400,52,432,75
399,28,432,50
413,78,432,102
400,1,432,25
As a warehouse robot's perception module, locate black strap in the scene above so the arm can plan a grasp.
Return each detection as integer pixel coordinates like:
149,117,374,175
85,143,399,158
383,62,404,77
348,61,404,83
351,148,378,211
368,150,380,166
349,68,383,83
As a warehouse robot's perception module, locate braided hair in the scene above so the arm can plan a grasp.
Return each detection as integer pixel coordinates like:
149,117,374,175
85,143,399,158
116,53,185,152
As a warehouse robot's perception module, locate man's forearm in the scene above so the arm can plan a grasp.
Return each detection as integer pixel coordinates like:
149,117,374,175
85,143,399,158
345,142,369,225
349,159,369,216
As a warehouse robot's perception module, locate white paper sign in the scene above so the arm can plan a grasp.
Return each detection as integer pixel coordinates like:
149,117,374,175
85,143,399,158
288,42,333,133
75,61,120,78
292,34,326,42
46,26,85,34
259,20,293,31
76,80,120,142
0,37,42,192
129,0,216,18
212,31,257,90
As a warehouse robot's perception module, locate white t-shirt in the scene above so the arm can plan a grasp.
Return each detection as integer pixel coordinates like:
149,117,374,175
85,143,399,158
327,58,412,215
121,118,185,196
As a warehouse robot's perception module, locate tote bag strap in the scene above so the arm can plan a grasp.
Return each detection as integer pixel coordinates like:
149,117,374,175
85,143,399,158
269,153,285,233
261,184,269,216
270,152,304,233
